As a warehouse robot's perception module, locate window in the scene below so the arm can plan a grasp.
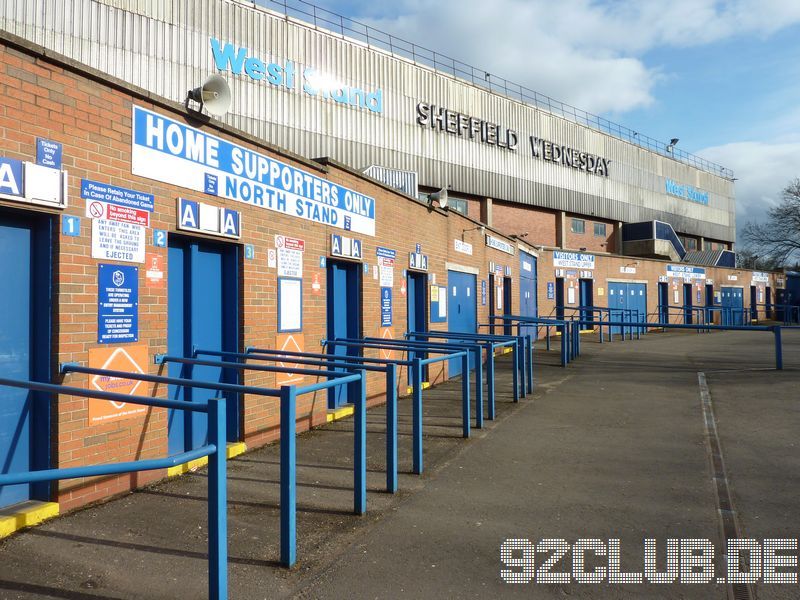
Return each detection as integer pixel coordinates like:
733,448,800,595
684,237,698,251
449,197,468,216
571,218,585,234
593,222,607,237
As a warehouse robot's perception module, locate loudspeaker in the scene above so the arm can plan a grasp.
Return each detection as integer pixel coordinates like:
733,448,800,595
187,74,232,117
429,187,448,209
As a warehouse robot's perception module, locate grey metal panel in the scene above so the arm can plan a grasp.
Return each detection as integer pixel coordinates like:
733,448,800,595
1,0,736,242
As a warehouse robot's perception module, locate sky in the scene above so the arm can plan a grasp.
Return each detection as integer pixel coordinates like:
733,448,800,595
304,0,800,239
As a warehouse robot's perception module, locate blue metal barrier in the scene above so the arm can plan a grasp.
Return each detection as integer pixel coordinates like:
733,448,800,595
210,347,405,494
0,378,228,600
491,316,571,366
323,338,471,475
407,330,523,415
61,360,366,569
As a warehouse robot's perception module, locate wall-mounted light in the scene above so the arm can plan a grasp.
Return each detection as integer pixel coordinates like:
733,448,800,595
510,232,529,240
666,138,679,153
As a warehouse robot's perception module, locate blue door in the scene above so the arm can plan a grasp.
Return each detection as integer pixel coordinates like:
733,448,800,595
407,271,428,382
658,282,669,324
683,283,693,324
519,252,537,337
766,287,772,320
503,276,513,334
750,286,758,322
607,282,626,335
628,283,647,334
447,270,477,377
721,286,744,326
168,237,240,455
579,279,593,329
326,260,362,407
555,278,565,320
0,213,51,508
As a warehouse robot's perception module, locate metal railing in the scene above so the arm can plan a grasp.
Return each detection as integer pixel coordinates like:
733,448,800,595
0,378,229,600
247,0,734,179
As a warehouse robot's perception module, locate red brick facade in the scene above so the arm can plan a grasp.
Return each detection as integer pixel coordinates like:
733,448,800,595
0,36,782,513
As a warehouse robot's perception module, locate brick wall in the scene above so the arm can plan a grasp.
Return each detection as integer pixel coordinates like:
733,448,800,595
0,37,783,513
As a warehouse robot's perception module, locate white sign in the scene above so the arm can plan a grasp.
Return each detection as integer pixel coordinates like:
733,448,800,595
92,218,146,263
553,251,595,269
278,247,303,278
267,248,277,268
86,200,150,227
620,266,636,274
379,260,394,287
728,275,738,281
132,106,375,236
454,239,473,255
667,264,705,280
567,287,576,304
752,271,769,283
486,234,514,255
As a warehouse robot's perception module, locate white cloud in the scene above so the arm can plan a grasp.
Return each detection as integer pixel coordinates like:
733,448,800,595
356,0,800,114
698,140,800,230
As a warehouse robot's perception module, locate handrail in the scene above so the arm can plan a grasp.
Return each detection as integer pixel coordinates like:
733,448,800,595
0,377,228,600
325,337,474,472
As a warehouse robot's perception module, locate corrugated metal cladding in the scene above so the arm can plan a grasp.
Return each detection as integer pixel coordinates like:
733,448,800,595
1,0,736,242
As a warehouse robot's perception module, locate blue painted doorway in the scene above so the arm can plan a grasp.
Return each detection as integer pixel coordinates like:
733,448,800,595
326,259,362,408
519,251,537,338
447,270,477,377
407,271,428,382
0,211,52,508
167,236,240,455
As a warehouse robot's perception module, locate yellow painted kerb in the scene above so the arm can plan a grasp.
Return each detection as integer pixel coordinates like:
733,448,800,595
405,382,431,394
167,441,247,477
326,405,354,423
0,500,59,539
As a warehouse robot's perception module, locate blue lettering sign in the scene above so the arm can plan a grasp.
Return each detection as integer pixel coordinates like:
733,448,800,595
179,199,199,229
132,106,377,236
98,264,139,344
547,282,555,300
0,157,24,197
153,229,167,247
209,39,383,114
221,208,240,237
36,138,63,169
205,173,218,196
351,239,362,259
376,247,396,259
665,178,709,205
381,287,392,327
81,179,155,212
62,215,80,237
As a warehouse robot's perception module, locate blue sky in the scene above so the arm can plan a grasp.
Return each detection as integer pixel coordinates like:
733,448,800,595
301,0,800,240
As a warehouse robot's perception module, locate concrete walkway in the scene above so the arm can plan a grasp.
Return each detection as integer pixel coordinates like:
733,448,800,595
0,328,798,599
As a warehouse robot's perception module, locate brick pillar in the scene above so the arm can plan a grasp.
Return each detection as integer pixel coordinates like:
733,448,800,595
481,197,493,226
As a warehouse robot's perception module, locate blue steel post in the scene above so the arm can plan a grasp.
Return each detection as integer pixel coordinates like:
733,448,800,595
354,370,367,514
280,385,297,567
526,334,533,392
386,363,397,493
511,342,519,402
560,324,567,366
474,346,484,426
774,326,783,370
461,353,470,438
575,322,581,357
412,357,423,474
208,398,228,600
516,337,526,397
484,345,494,428
546,326,551,351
